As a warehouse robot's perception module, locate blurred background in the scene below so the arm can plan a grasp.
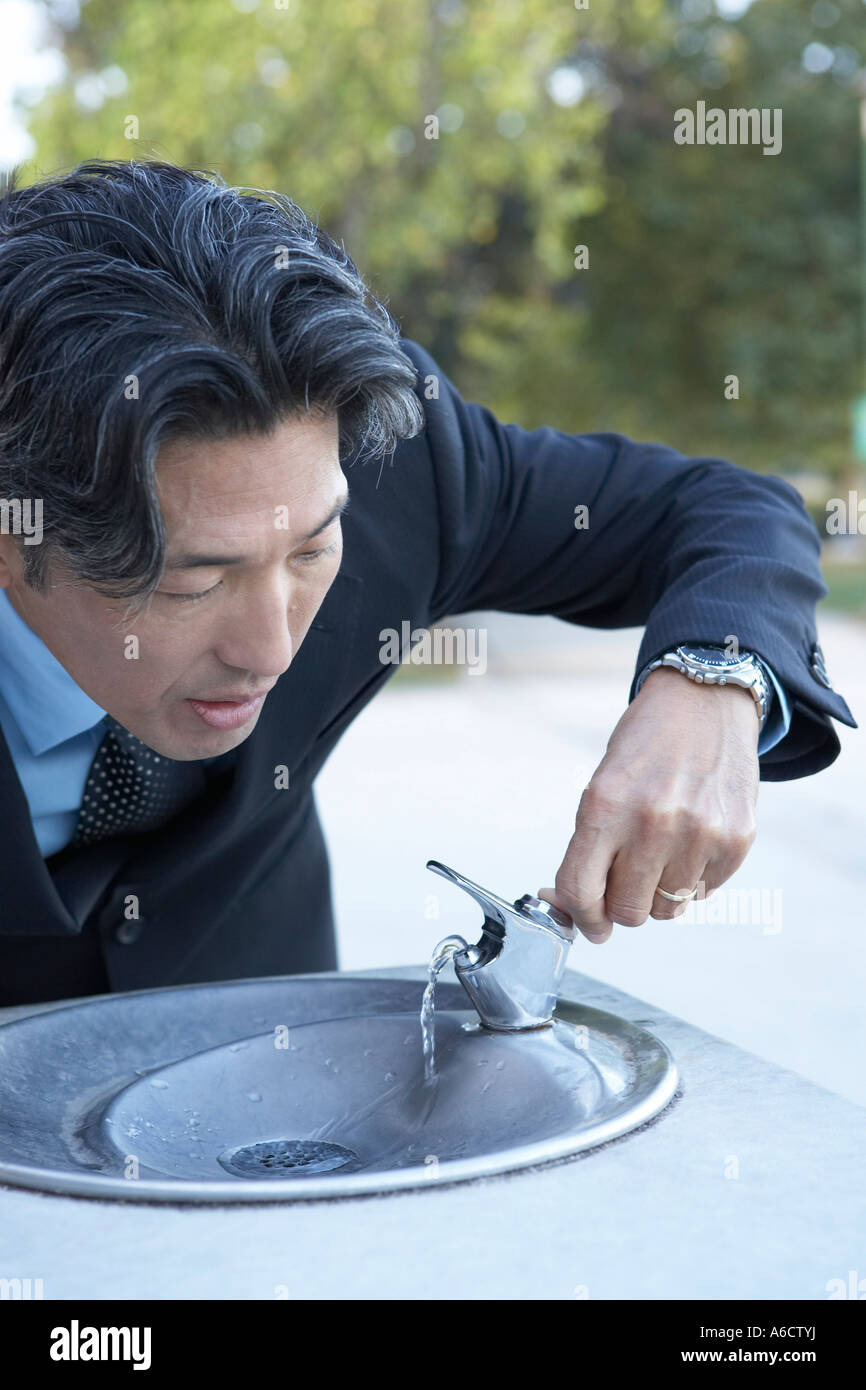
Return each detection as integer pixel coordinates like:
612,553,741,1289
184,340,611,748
1,0,864,1100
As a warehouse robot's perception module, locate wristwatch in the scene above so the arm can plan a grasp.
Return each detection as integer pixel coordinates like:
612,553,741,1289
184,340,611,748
635,644,772,732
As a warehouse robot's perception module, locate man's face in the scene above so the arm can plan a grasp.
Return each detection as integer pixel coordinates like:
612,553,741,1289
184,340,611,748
0,412,348,759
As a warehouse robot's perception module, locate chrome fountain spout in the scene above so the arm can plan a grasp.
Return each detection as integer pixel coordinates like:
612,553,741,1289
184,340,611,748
426,860,577,1032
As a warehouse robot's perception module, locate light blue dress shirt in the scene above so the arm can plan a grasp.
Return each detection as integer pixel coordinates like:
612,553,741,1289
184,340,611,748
753,658,792,754
0,587,793,859
0,590,107,857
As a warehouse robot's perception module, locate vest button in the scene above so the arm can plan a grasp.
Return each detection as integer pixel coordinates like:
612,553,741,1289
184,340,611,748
114,917,144,945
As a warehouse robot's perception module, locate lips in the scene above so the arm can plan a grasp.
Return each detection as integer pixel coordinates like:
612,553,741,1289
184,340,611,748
186,693,269,731
192,690,272,703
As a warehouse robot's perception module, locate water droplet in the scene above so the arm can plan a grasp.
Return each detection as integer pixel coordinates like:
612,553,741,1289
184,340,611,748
149,1079,169,1089
384,1072,396,1082
495,1060,505,1070
247,1091,263,1102
229,1042,248,1053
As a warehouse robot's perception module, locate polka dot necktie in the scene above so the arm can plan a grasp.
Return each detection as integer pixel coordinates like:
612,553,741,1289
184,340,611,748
72,716,208,847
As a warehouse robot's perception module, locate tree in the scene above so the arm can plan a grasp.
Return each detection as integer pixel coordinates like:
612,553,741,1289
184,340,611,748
16,0,865,480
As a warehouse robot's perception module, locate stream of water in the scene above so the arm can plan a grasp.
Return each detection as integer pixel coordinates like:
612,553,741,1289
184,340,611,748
420,934,469,1085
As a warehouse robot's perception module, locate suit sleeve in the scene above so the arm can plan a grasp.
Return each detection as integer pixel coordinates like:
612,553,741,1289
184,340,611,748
401,337,858,782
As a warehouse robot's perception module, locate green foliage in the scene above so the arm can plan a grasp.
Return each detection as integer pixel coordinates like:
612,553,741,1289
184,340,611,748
821,555,866,614
573,0,864,477
16,0,866,483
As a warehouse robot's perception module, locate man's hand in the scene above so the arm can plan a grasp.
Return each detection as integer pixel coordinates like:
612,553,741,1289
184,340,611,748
538,665,761,944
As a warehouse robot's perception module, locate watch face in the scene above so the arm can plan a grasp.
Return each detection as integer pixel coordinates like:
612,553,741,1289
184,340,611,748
678,646,749,668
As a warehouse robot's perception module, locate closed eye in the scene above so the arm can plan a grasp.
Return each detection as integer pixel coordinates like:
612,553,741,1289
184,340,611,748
161,581,224,604
160,541,340,601
295,541,340,564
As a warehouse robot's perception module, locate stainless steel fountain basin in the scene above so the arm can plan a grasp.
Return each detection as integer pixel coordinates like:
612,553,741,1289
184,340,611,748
0,972,678,1202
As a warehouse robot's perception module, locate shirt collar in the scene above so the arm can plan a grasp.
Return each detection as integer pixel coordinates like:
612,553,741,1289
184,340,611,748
0,590,106,755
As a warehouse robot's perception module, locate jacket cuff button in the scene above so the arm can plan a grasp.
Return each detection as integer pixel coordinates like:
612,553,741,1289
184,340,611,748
113,918,144,945
809,642,833,690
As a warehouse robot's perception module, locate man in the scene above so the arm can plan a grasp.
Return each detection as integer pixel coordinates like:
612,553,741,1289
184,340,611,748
0,159,856,1006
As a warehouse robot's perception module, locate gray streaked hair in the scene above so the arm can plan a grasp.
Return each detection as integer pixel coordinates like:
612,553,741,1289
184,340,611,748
0,158,425,599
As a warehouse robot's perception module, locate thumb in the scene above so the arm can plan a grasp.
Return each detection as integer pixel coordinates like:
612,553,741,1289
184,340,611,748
537,885,612,945
536,886,573,919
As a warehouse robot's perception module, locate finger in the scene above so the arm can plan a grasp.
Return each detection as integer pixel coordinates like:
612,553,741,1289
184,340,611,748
550,786,629,941
650,875,707,919
603,847,671,927
650,850,711,920
656,821,756,918
536,886,572,920
700,832,757,895
537,878,613,945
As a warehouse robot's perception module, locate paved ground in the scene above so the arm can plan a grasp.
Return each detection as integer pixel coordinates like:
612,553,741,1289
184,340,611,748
316,608,865,1107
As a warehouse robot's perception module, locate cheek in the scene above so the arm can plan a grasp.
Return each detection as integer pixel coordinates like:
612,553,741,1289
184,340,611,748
47,615,141,695
19,585,198,708
92,615,204,702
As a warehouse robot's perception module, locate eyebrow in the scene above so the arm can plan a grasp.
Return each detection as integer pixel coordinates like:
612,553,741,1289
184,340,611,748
164,492,350,570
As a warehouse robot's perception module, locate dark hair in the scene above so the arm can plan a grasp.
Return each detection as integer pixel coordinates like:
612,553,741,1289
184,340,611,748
0,158,425,599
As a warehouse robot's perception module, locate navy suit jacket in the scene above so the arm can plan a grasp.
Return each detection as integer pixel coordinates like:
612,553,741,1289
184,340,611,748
0,338,856,1004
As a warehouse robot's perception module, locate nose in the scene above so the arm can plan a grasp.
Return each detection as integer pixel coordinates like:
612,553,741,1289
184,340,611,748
212,575,296,679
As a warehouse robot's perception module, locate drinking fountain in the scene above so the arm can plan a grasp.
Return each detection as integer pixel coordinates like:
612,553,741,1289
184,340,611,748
0,860,678,1202
426,859,577,1030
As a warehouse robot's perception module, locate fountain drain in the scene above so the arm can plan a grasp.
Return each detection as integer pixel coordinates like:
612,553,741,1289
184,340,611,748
218,1139,359,1179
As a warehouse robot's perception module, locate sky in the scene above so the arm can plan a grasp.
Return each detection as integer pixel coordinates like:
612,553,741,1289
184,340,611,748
0,0,66,168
